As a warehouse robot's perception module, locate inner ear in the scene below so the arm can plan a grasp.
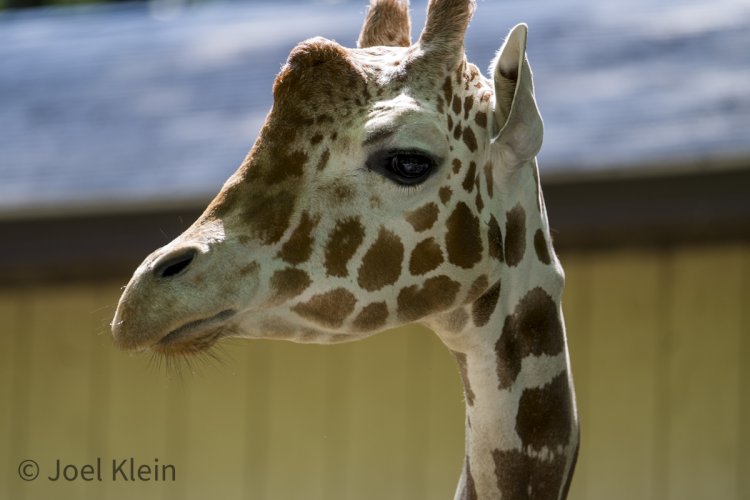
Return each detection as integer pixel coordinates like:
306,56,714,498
493,37,522,132
490,24,543,164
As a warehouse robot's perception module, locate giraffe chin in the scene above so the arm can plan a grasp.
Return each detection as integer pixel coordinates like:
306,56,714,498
152,309,237,356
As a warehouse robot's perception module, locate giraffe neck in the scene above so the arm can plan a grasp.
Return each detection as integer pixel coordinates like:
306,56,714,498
429,162,578,500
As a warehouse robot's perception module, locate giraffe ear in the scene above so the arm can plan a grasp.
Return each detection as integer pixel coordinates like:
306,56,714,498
490,24,543,164
358,0,411,48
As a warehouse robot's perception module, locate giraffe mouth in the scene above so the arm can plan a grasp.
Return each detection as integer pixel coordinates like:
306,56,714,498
154,309,237,355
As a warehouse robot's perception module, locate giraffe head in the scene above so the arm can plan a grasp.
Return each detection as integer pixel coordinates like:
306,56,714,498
112,0,550,355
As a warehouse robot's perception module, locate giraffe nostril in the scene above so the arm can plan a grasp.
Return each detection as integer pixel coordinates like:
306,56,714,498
153,248,197,279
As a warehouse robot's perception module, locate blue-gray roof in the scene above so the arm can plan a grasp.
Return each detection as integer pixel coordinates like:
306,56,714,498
1,0,749,216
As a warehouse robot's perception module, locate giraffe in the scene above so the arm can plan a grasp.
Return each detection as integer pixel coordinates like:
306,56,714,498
111,0,579,498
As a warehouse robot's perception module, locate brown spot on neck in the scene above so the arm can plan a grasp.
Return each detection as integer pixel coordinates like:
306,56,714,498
357,227,404,291
461,457,479,500
463,96,474,120
495,287,565,389
405,202,439,232
492,448,566,500
534,229,552,265
504,204,527,266
442,76,453,105
462,161,477,193
471,279,501,327
462,126,478,152
475,191,484,213
452,95,462,115
483,161,494,198
517,372,574,451
324,217,365,278
445,202,483,269
452,351,475,406
464,275,489,304
474,110,487,129
488,214,504,262
292,288,357,329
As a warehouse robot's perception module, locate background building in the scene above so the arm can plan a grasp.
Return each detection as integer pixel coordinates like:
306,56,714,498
1,0,749,498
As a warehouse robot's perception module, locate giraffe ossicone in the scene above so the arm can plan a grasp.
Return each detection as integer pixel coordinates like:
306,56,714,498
112,0,579,497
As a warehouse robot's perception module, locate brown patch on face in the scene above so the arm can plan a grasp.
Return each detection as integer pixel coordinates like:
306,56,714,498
474,111,487,129
463,96,474,120
534,229,552,265
439,186,453,205
316,149,330,171
397,275,461,322
472,279,501,327
437,95,445,114
268,268,311,305
234,187,296,245
324,217,366,278
462,161,477,193
405,202,439,232
310,133,324,145
517,372,574,451
452,158,462,174
409,238,444,276
452,351,475,406
492,448,566,500
357,227,404,291
292,288,357,329
442,76,453,105
452,95,462,115
262,150,308,185
495,287,565,389
351,302,389,332
278,212,318,265
445,202,483,269
464,275,488,304
447,115,454,131
488,214,504,262
483,162,494,199
324,180,355,202
462,126,478,152
504,204,526,267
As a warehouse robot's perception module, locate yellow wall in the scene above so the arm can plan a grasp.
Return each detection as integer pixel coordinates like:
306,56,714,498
1,244,748,499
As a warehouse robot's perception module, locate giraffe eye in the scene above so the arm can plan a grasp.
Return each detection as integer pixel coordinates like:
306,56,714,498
368,150,437,186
